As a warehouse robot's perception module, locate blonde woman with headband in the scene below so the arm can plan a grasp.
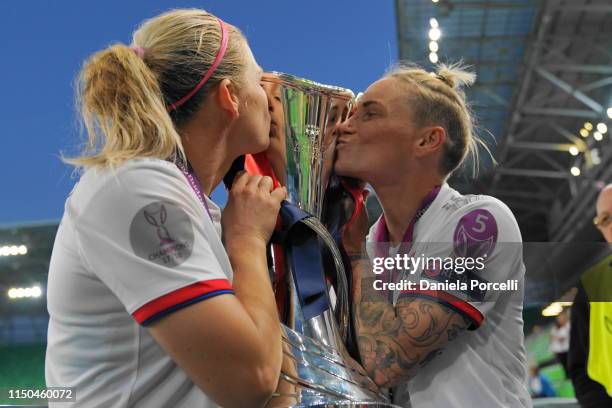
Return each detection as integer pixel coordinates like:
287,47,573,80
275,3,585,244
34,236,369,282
45,9,285,408
337,63,530,407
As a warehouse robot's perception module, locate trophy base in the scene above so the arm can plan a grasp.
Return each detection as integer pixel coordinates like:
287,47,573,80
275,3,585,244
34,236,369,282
266,325,400,408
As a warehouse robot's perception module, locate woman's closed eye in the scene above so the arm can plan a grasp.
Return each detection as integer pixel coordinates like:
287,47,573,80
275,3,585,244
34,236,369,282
362,111,377,120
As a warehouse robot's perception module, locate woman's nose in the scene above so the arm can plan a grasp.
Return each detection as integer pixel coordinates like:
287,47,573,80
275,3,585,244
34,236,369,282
337,118,354,136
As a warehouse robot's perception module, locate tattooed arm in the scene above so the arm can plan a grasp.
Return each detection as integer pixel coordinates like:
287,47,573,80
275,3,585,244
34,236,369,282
340,191,472,388
350,258,472,388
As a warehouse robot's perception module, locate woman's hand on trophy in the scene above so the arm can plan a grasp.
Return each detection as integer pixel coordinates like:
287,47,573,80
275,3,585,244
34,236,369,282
222,171,287,250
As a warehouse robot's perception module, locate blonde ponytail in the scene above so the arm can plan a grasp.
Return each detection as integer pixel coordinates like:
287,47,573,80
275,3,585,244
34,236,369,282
65,9,247,170
435,62,476,89
66,44,183,168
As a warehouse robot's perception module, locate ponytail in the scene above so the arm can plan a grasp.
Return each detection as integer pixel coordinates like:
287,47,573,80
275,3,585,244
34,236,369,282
65,44,183,169
65,9,247,170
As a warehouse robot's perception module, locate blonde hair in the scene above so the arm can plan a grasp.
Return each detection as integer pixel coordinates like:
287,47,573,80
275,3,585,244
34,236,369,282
385,62,493,177
66,9,247,169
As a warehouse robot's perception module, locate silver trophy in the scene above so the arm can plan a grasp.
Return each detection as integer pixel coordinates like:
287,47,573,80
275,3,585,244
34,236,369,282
258,73,397,407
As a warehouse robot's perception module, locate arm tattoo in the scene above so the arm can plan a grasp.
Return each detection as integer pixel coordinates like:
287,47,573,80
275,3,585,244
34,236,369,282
447,323,465,342
360,276,386,302
351,263,471,388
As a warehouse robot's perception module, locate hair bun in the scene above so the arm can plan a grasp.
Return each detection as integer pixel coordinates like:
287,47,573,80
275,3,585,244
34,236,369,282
435,62,476,89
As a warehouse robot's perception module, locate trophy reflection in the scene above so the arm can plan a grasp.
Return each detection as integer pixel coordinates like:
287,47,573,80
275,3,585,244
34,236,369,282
247,73,397,407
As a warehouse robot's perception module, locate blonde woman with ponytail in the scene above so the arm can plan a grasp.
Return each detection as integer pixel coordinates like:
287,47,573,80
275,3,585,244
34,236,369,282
337,63,530,407
46,9,285,408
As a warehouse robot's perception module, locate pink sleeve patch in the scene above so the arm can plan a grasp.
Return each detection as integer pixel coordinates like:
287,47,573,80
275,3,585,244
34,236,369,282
453,209,497,259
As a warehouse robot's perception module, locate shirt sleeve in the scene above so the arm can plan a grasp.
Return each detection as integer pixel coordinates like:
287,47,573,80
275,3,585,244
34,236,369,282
72,162,233,326
415,198,525,330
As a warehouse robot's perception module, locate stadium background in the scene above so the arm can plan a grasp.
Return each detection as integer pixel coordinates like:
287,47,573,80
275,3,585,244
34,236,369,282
2,0,611,405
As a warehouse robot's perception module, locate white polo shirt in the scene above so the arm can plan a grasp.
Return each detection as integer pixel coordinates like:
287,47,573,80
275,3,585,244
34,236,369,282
366,183,530,408
46,158,233,407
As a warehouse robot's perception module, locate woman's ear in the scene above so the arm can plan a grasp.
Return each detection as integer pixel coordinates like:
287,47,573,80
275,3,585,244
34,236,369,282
416,126,446,156
217,78,240,119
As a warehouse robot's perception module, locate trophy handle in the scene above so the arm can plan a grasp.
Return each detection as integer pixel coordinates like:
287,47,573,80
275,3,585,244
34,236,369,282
273,201,350,342
301,217,350,343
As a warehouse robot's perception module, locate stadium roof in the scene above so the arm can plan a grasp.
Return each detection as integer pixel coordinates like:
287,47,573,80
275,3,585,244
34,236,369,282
396,0,612,243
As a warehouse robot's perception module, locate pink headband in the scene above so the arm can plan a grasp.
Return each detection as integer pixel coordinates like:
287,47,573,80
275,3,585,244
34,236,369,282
168,18,229,112
131,45,145,59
